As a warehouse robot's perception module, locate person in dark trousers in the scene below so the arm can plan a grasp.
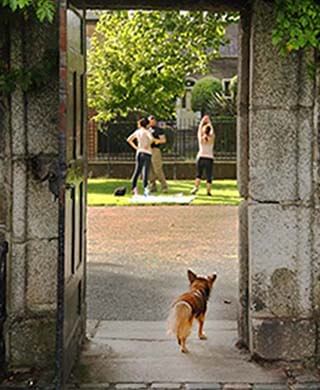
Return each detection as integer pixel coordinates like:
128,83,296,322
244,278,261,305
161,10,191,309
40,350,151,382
127,117,155,196
191,115,215,196
148,115,168,193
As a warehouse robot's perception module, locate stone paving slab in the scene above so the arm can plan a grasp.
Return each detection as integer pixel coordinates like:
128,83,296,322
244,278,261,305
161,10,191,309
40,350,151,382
71,320,287,384
65,383,320,390
1,381,319,389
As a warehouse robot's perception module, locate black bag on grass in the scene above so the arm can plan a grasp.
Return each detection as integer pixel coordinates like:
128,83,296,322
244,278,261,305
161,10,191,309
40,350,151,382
113,186,127,196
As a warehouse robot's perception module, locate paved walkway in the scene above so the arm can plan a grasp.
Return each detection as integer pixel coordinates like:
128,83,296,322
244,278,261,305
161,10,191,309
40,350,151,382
68,206,320,389
69,320,319,389
1,207,320,389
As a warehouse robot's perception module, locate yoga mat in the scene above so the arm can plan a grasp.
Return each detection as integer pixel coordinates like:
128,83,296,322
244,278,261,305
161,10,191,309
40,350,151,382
130,193,195,205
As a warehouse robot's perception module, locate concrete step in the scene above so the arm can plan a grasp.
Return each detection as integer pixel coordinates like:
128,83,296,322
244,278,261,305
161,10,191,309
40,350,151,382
70,321,288,385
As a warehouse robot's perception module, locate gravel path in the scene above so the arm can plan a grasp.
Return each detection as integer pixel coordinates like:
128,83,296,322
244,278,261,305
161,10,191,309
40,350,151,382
87,205,238,321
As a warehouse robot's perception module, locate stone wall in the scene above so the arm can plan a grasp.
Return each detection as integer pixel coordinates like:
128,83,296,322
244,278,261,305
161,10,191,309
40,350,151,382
238,0,318,361
313,52,320,360
3,17,59,369
0,21,10,245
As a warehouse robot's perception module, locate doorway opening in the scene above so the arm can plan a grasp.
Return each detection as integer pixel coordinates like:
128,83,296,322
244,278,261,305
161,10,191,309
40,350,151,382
59,1,253,386
77,5,242,385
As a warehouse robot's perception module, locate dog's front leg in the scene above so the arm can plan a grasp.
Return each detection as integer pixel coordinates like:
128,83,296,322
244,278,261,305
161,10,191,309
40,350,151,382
197,314,207,340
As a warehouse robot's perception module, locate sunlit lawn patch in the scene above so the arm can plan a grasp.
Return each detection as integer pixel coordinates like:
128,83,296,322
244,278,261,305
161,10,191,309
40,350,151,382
88,179,241,206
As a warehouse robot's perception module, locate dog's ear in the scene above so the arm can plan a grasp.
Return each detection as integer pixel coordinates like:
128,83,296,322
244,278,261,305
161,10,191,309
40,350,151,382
188,269,197,284
208,273,217,285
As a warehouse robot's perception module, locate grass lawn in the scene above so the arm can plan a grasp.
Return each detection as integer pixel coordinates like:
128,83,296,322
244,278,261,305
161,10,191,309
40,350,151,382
88,178,241,206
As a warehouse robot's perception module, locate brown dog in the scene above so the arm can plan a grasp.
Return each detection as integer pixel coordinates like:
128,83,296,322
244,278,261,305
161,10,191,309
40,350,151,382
167,269,217,353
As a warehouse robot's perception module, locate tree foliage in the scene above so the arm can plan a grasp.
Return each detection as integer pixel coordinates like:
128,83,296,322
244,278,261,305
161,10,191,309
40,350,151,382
88,11,234,122
272,0,320,54
0,0,55,22
191,76,222,115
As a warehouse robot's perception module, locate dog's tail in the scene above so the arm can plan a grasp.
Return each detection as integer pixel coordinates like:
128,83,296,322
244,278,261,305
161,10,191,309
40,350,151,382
167,301,193,340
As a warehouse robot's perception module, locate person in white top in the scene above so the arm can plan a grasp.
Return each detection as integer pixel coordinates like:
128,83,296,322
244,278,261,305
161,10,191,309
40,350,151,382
191,115,215,196
127,117,157,196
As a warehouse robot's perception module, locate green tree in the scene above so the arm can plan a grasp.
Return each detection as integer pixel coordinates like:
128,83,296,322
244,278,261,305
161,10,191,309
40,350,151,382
88,11,234,122
191,76,222,115
0,0,55,22
272,0,320,54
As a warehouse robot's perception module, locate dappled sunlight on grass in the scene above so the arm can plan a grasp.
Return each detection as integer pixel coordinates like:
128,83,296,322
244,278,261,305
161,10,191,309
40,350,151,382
88,179,241,206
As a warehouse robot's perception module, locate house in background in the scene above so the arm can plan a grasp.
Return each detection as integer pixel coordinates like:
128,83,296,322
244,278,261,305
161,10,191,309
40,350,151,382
176,23,239,129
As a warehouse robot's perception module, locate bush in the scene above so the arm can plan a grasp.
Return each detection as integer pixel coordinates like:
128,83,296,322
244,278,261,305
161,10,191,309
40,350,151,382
191,76,222,115
205,75,238,117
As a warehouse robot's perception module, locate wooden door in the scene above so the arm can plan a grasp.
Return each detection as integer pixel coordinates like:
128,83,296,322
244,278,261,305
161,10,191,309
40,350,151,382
56,3,87,388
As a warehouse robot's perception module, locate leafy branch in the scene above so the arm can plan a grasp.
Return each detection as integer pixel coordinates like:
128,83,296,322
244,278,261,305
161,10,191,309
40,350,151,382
0,0,56,22
272,0,320,54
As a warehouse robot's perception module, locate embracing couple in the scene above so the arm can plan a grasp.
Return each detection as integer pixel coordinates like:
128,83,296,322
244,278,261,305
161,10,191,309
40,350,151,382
127,115,168,196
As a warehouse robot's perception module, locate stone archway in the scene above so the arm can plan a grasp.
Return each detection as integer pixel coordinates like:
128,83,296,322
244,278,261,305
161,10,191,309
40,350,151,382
0,0,319,384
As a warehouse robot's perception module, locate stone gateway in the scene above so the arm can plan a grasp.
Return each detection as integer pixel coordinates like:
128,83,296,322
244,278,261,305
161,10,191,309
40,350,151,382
0,0,319,387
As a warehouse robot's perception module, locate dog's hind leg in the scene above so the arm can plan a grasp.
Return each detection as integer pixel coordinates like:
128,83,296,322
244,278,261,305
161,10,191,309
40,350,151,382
180,337,189,353
197,314,207,340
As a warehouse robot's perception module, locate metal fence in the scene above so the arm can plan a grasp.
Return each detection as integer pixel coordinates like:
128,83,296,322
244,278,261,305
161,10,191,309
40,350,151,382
97,117,236,161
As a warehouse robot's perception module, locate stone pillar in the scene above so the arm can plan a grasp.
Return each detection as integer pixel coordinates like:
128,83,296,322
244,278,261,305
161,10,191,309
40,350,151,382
313,54,320,360
0,20,10,244
5,17,59,370
247,0,317,361
237,9,251,348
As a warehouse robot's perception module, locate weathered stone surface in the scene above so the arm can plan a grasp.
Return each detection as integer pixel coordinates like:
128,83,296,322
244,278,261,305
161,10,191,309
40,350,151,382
223,385,251,390
10,28,25,158
297,108,314,202
249,1,316,203
11,89,26,157
26,19,59,155
249,107,315,203
251,318,316,361
8,317,55,368
249,109,300,202
0,159,7,226
312,209,320,357
253,385,287,390
26,239,58,308
291,385,320,390
151,384,182,390
249,204,313,317
27,177,59,239
12,160,27,240
10,243,27,313
185,384,221,390
298,49,317,109
237,11,250,198
27,86,59,155
237,200,249,346
250,1,300,109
